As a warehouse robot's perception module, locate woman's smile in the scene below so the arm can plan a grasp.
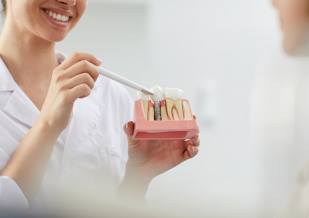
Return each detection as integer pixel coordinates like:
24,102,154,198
5,0,86,42
40,7,74,29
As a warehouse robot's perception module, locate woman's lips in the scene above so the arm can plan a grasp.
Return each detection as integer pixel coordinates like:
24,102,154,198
40,8,72,29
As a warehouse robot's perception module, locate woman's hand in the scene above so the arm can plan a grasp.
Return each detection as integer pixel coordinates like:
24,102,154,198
39,53,101,134
120,121,199,199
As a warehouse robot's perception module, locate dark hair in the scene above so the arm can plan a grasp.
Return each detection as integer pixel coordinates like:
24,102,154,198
1,0,6,14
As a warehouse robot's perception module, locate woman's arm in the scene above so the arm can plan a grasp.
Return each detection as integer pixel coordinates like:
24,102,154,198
0,53,102,201
118,164,152,201
1,120,59,200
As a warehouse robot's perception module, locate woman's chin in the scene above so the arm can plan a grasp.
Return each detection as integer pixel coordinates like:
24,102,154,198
283,41,297,56
283,39,309,57
42,33,67,43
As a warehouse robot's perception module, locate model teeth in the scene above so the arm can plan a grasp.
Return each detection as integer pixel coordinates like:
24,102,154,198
160,100,169,121
183,100,194,120
137,92,150,119
45,10,69,22
164,88,184,101
164,88,184,120
138,86,193,121
147,101,155,121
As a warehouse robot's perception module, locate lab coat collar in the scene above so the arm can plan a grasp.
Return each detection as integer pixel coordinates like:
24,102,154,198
3,87,40,128
0,58,17,92
0,57,39,127
0,52,66,92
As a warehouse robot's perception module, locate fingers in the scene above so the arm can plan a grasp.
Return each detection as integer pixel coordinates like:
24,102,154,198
63,60,100,81
56,52,102,71
67,83,92,101
183,135,200,160
184,146,199,160
192,135,200,147
62,73,95,90
184,135,200,147
51,52,102,103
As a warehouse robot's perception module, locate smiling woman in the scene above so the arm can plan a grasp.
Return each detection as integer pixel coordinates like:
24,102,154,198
0,0,199,213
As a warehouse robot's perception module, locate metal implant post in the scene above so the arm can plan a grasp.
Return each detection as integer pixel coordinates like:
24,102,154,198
154,101,161,121
150,85,164,121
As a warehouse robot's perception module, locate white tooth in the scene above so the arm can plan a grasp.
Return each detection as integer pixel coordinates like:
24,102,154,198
53,13,57,19
148,101,155,121
57,14,61,20
160,100,169,121
183,100,194,120
164,88,184,120
164,88,184,100
138,91,149,101
49,11,52,17
150,85,164,102
62,16,66,22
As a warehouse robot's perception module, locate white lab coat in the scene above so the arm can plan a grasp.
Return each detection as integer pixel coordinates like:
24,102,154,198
0,53,133,209
251,50,309,217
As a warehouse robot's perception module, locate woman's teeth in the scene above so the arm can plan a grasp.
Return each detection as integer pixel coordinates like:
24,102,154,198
45,10,69,22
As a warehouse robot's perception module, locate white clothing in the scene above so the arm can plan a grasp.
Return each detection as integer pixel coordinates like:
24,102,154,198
0,53,133,209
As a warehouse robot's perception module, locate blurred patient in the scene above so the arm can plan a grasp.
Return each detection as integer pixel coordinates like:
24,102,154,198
252,0,309,217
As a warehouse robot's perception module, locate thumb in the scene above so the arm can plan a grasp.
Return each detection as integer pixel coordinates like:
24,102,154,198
123,121,135,137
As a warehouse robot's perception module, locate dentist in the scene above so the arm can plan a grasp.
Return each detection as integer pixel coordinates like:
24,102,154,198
0,0,199,209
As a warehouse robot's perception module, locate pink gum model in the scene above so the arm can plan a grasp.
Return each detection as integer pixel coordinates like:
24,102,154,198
132,99,200,140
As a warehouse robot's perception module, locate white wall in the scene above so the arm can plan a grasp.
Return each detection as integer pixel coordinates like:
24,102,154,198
146,1,280,217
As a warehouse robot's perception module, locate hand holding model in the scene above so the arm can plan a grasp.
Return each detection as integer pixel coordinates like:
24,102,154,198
120,86,200,199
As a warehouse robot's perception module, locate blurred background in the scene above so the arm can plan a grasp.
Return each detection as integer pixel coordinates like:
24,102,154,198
40,0,309,217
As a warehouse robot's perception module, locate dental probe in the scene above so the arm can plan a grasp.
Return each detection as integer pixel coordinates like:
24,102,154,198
98,66,154,96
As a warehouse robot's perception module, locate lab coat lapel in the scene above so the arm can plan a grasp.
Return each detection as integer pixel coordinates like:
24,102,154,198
2,88,39,128
0,58,39,128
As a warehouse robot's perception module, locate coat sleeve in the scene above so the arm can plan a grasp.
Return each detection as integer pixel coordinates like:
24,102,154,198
0,148,28,209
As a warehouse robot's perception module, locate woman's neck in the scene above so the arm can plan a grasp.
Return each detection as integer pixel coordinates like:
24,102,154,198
0,18,59,85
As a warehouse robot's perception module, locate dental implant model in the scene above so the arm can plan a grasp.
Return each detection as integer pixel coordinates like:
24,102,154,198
133,86,199,140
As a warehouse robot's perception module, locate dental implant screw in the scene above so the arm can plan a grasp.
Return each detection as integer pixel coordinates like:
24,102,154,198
154,101,161,121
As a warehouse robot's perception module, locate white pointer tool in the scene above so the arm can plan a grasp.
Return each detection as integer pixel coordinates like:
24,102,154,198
98,67,154,96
